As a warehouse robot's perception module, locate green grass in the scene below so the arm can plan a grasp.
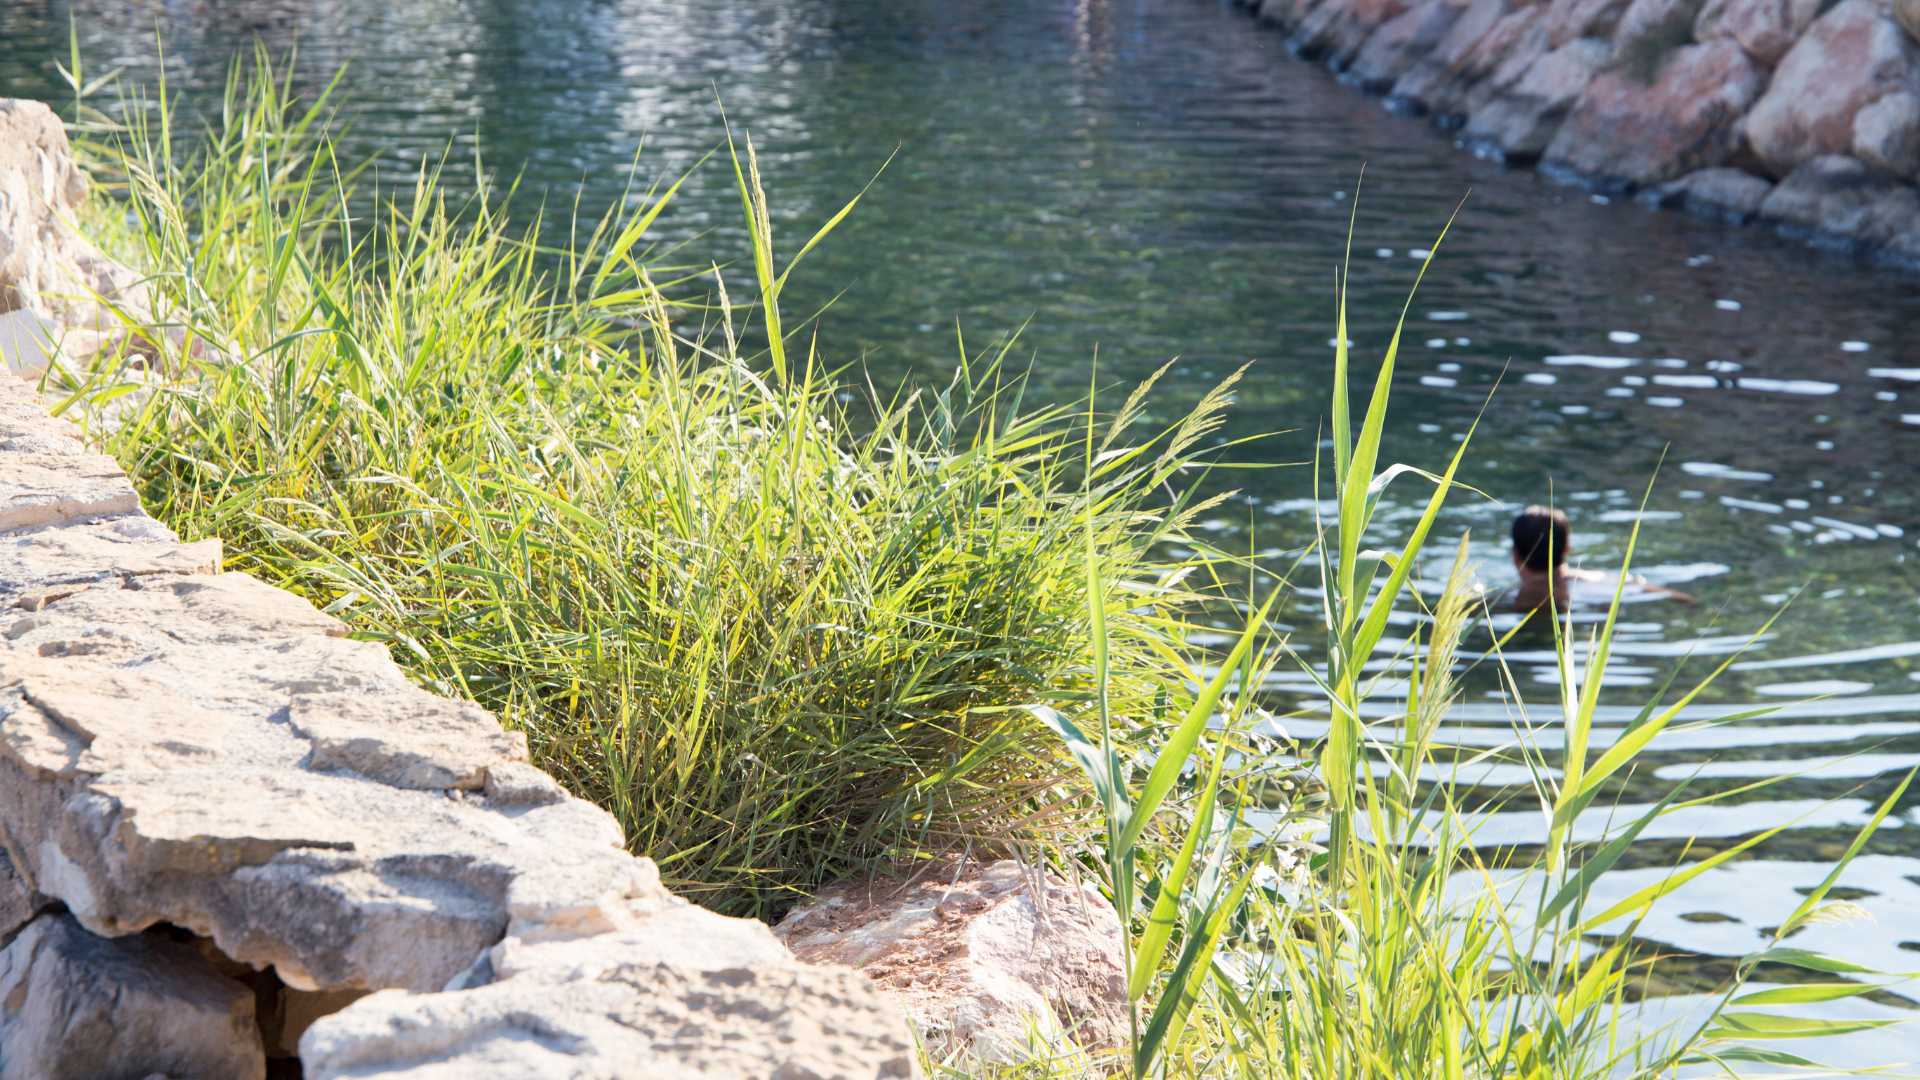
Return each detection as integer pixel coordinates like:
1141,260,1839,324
52,54,1253,919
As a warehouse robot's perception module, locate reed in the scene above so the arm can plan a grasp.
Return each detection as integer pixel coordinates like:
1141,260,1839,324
55,53,1248,919
1038,214,1914,1077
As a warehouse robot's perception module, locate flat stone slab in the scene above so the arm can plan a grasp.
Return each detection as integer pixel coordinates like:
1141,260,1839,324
0,361,915,1075
303,959,919,1080
0,451,139,532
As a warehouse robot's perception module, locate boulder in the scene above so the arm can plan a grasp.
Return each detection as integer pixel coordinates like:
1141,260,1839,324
1390,0,1529,118
1742,0,1920,176
1853,89,1920,175
1544,0,1635,46
777,860,1128,1065
1758,153,1920,257
1544,40,1766,186
0,446,138,533
302,925,920,1080
1894,0,1920,42
0,101,160,378
1692,0,1821,64
1293,0,1413,63
1256,0,1326,29
1611,0,1709,75
1460,8,1554,115
1348,0,1464,91
1463,37,1611,159
0,913,265,1080
1644,166,1777,220
0,850,37,942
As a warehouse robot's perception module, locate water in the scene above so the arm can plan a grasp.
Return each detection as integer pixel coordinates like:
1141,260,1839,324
5,0,1920,1015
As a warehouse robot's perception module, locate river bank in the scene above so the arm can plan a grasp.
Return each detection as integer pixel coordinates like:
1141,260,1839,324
1226,0,1920,264
8,11,1919,1072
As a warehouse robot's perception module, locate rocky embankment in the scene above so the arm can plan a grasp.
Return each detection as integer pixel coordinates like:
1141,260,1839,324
0,98,916,1080
1229,0,1920,262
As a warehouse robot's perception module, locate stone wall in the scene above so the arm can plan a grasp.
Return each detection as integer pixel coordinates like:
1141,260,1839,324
1228,0,1920,263
0,98,916,1079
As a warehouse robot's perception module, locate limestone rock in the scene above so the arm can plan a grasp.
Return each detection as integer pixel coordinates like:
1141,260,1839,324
1854,90,1920,175
301,897,919,1078
1743,0,1920,176
0,849,37,941
1463,37,1612,160
1758,153,1920,257
1,514,220,612
1693,0,1821,64
0,567,660,992
0,100,159,377
0,913,265,1080
1,451,139,533
778,860,1129,1064
302,955,919,1080
1646,166,1777,220
1544,40,1765,185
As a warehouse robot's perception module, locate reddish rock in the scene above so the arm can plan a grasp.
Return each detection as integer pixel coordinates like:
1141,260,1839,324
1256,0,1326,29
1544,40,1765,185
777,861,1128,1064
1742,0,1920,176
1645,166,1776,220
1463,37,1611,160
1461,8,1554,114
1389,0,1528,117
1349,0,1464,92
1611,0,1709,68
1544,0,1634,46
1759,153,1920,258
1692,0,1821,65
1894,0,1920,42
1296,0,1414,63
1853,90,1920,176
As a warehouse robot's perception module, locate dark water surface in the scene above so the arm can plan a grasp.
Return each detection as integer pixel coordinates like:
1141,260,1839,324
6,0,1920,1045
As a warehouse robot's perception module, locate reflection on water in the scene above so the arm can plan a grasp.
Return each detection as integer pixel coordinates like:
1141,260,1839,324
3,0,1919,1002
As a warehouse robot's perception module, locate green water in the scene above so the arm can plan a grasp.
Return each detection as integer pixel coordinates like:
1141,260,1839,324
5,0,1919,1043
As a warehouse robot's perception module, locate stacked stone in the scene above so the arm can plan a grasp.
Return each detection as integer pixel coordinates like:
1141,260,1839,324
0,99,916,1079
1232,0,1920,261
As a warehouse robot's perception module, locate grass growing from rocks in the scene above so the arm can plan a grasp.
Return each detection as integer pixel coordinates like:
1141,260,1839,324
56,58,1252,918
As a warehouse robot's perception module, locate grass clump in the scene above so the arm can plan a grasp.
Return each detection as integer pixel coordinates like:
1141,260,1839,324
57,57,1246,918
